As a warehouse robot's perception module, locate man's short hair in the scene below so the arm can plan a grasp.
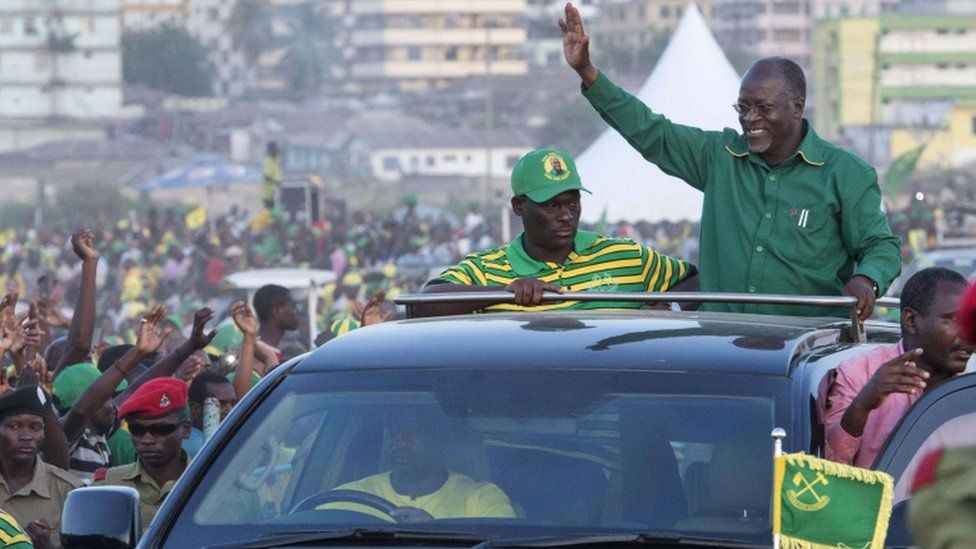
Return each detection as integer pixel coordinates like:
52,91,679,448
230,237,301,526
253,284,291,323
188,372,231,405
757,57,806,101
900,267,967,315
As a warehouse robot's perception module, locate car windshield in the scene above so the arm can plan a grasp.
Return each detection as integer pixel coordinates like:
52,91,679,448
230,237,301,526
165,369,783,547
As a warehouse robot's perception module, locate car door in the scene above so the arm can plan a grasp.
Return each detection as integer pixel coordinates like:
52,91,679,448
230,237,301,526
872,373,976,547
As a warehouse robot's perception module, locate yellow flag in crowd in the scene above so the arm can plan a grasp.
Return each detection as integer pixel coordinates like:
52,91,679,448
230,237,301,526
185,207,207,230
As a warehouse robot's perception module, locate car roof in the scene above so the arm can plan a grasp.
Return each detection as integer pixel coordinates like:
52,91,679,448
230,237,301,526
298,310,900,377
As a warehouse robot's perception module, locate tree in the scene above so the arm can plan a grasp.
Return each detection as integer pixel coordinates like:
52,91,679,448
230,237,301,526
122,26,213,96
230,0,273,64
275,2,336,93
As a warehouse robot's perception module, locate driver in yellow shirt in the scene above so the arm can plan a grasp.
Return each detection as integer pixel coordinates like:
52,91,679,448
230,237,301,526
321,416,515,522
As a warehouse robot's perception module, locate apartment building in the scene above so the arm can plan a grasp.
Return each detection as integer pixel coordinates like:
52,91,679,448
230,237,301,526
813,13,976,167
0,0,122,119
710,0,812,70
122,0,187,30
812,0,901,18
186,0,247,97
594,0,712,51
338,0,529,93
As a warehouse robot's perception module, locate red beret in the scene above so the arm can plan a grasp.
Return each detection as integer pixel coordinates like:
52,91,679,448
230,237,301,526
960,283,976,345
118,377,188,421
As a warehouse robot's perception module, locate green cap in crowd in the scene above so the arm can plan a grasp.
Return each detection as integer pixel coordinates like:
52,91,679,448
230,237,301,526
510,149,590,203
53,363,128,412
205,323,244,356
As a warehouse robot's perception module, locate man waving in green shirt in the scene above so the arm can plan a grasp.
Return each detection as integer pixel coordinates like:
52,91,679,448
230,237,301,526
559,3,900,319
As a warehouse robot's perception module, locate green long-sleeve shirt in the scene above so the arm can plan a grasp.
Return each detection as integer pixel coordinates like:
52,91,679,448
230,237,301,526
582,72,901,317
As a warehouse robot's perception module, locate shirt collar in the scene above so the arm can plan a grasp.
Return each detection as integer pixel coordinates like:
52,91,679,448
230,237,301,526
0,456,54,499
505,231,600,277
725,119,825,167
128,450,190,490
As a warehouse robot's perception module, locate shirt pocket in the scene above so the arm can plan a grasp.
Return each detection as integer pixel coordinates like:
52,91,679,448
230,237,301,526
785,207,833,265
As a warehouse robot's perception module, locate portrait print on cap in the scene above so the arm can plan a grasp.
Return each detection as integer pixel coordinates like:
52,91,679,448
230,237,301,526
543,152,571,182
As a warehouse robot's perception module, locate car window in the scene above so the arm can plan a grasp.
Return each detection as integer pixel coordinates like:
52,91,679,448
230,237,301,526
873,373,976,502
166,369,785,547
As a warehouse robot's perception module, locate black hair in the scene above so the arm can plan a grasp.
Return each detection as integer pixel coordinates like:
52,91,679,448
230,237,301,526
900,267,967,315
97,344,157,372
188,371,231,404
252,284,291,323
754,57,806,100
97,344,133,373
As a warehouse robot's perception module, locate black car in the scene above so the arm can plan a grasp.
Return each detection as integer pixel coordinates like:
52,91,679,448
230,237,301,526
61,295,976,548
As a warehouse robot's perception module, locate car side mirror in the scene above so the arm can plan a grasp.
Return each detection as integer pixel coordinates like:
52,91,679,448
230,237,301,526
61,486,141,549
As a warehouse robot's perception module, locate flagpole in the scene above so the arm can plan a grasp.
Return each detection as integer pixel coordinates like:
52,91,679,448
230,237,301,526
772,428,786,549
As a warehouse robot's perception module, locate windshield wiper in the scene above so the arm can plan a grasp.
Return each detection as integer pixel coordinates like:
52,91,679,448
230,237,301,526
474,533,763,548
207,528,492,548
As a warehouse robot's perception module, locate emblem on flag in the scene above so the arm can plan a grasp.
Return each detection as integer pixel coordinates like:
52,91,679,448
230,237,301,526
160,394,171,408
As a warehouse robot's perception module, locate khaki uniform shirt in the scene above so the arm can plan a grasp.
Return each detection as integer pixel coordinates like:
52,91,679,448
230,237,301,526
0,457,83,547
92,451,187,529
909,446,976,548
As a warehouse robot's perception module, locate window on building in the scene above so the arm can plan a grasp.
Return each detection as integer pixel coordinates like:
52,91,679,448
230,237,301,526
24,17,38,35
444,154,457,163
971,116,976,135
773,2,801,15
660,5,671,18
408,46,421,60
446,46,457,61
209,8,219,22
0,17,13,34
426,156,435,167
383,156,399,171
506,154,521,169
772,29,802,42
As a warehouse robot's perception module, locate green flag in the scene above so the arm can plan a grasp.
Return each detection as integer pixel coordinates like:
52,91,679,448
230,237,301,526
883,145,925,196
773,453,893,549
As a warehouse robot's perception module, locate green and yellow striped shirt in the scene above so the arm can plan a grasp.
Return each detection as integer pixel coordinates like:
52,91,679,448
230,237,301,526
434,230,693,312
0,509,32,548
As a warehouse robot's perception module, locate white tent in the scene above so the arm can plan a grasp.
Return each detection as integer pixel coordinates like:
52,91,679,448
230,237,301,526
577,3,741,223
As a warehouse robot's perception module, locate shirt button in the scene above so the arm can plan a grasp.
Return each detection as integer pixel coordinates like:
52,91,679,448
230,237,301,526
756,245,764,252
748,286,757,293
764,212,772,219
769,175,776,181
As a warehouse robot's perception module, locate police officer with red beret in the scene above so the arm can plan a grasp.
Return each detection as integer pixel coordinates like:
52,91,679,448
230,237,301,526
92,378,190,527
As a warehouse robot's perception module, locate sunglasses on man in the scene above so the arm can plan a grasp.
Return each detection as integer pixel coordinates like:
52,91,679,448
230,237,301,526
128,421,185,437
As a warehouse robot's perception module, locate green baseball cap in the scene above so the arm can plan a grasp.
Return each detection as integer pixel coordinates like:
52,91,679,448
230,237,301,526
53,363,128,411
511,149,590,203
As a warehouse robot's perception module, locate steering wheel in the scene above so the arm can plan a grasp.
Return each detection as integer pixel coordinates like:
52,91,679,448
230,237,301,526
289,489,399,517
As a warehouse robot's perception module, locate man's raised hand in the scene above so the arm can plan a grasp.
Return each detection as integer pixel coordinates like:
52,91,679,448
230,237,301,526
135,305,172,355
857,348,928,410
230,301,258,336
70,229,99,262
187,307,217,351
558,2,598,86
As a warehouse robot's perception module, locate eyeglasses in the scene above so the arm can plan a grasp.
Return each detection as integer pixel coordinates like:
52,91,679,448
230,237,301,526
732,103,777,116
128,421,183,437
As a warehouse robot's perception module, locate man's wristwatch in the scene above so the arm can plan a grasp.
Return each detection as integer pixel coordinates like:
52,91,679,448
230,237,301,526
867,278,879,297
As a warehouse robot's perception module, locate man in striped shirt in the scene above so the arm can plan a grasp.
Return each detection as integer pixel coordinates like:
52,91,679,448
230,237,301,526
418,149,697,316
